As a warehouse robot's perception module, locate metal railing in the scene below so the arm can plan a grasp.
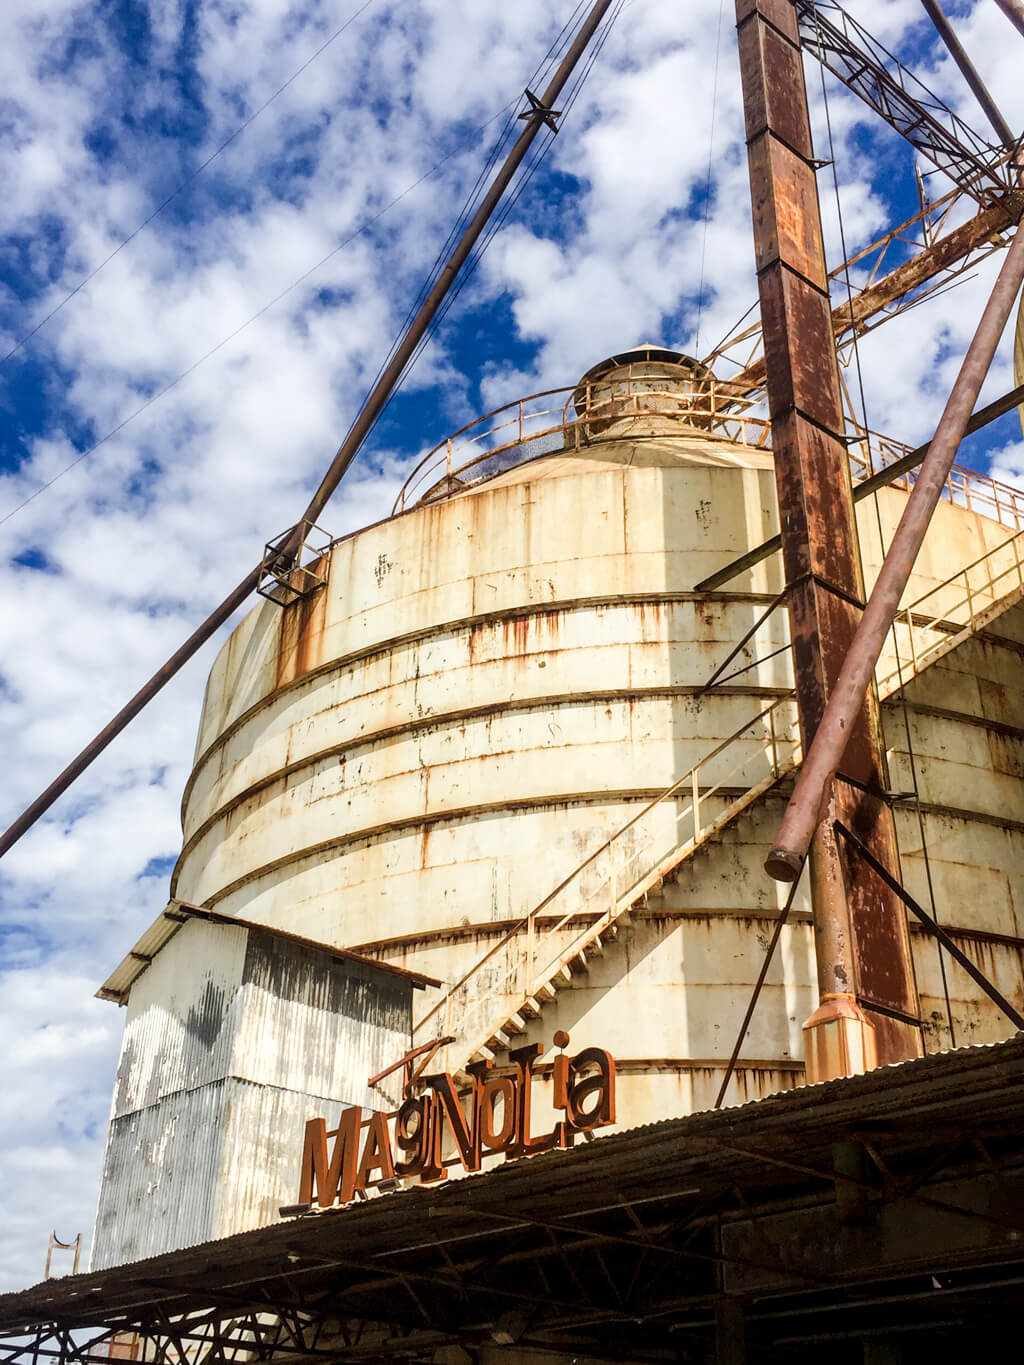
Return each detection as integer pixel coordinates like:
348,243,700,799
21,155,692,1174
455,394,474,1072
848,439,1024,533
415,696,802,1071
394,374,1024,539
394,374,777,513
879,526,1024,695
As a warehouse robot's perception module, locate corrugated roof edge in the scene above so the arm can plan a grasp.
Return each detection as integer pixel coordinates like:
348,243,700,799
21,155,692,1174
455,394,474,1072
96,899,440,1004
4,1031,1023,1322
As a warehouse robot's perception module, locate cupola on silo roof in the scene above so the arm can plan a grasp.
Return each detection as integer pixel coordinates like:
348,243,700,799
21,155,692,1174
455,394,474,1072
571,344,716,439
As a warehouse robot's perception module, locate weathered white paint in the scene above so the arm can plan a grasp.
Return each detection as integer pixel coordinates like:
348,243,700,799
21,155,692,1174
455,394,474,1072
126,415,1024,1180
91,918,413,1268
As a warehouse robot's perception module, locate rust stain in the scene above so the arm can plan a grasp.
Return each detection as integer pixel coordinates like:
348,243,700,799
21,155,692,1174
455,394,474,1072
419,825,432,871
633,601,663,641
502,616,531,655
274,563,329,690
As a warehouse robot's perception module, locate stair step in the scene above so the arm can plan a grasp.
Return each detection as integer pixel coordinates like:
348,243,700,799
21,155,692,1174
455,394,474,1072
521,996,542,1019
505,1012,528,1035
569,950,588,974
536,983,557,1003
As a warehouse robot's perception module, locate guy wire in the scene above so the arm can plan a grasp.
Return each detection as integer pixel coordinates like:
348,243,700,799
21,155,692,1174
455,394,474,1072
384,0,627,411
694,0,725,356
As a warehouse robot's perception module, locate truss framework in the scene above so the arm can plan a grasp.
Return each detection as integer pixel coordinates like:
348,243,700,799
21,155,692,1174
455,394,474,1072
794,0,1014,204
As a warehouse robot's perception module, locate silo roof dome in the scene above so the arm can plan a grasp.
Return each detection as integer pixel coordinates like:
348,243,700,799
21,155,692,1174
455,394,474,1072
576,344,712,387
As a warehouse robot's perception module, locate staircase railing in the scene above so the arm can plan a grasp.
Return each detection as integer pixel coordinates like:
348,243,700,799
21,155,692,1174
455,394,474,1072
408,524,1024,1077
415,695,802,1065
878,526,1024,696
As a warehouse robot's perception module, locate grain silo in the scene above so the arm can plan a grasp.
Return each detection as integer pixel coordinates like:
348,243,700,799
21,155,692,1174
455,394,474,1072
85,342,1024,1255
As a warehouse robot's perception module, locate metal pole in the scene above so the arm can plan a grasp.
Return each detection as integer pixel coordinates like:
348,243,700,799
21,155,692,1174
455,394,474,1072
993,0,1024,42
921,0,1016,147
0,566,260,860
766,219,1024,881
694,382,1024,593
0,0,616,864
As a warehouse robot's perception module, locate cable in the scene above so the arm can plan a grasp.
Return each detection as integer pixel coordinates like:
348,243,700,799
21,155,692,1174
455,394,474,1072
382,1,591,361
820,64,954,1050
1,0,380,370
323,0,626,473
694,0,725,356
289,0,594,469
0,101,517,531
0,0,607,531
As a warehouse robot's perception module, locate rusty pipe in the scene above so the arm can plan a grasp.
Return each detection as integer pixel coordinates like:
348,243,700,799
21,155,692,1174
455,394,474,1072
0,1,617,864
993,0,1024,41
766,219,1024,881
921,0,1016,147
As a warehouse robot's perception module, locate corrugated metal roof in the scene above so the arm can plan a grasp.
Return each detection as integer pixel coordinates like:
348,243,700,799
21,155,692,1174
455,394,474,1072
4,1030,1024,1327
97,900,439,1004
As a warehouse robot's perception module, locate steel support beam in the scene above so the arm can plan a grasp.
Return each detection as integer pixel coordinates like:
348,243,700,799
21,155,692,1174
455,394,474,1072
994,0,1024,40
735,0,921,1072
729,194,1019,396
794,0,1010,205
921,0,1016,149
695,381,1024,592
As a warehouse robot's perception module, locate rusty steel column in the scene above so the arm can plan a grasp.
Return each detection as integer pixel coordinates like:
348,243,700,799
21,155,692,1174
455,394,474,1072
735,0,921,1075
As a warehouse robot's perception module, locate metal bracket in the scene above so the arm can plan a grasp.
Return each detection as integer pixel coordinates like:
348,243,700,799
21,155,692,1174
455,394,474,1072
257,521,333,607
519,88,562,133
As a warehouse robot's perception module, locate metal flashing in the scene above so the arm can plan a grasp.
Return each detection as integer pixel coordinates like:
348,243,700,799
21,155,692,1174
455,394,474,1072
97,900,439,1005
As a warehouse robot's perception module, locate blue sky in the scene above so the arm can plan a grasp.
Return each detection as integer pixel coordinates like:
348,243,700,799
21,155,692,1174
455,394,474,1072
1,0,1023,1291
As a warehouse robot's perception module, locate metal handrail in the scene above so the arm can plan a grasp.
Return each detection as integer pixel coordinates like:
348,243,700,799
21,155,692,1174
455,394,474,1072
394,373,775,513
395,373,1024,537
849,446,1024,533
414,522,1024,1065
414,693,801,1044
878,526,1024,693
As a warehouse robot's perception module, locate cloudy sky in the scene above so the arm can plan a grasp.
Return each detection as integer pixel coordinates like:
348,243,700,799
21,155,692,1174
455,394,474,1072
1,0,1023,1292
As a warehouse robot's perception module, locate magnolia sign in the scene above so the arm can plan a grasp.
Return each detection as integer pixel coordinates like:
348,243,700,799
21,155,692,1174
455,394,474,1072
300,1038,616,1205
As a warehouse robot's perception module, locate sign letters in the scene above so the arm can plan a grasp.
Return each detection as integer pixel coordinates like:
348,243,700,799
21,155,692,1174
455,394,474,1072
299,1038,616,1206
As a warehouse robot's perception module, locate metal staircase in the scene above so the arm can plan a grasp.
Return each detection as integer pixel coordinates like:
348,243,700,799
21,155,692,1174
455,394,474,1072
407,525,1024,1084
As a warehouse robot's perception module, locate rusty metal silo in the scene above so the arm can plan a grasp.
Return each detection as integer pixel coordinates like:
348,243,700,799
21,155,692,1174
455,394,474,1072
160,345,1024,1134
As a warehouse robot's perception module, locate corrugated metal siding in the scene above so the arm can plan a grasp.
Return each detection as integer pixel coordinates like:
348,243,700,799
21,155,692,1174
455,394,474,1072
112,920,246,1119
93,921,414,1269
236,930,410,1109
93,1081,225,1268
92,1078,357,1270
214,1080,356,1240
